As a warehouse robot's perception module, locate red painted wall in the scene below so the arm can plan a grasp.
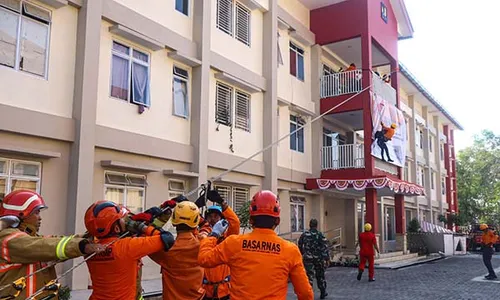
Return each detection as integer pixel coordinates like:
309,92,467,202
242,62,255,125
367,0,399,60
310,0,368,45
320,93,366,115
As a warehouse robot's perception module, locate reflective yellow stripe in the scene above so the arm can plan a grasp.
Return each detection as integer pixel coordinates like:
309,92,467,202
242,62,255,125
56,236,73,260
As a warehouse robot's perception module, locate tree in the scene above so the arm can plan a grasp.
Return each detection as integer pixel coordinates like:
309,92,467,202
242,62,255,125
236,201,252,233
457,130,500,225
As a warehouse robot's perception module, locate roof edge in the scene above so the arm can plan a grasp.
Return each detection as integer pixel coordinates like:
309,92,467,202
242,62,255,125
399,63,464,131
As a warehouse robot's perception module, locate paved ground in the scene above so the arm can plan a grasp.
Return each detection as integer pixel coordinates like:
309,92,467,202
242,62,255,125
287,254,500,300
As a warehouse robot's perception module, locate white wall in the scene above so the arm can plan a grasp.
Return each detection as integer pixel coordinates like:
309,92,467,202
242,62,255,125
96,21,192,145
278,0,310,28
0,3,78,118
113,0,193,40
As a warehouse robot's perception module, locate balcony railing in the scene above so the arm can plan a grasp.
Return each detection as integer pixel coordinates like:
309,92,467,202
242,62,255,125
320,70,363,98
372,73,396,105
321,144,365,170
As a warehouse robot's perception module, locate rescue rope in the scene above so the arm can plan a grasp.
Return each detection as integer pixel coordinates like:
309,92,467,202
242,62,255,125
0,261,58,296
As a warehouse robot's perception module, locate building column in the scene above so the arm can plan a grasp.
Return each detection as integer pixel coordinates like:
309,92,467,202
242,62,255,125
391,59,403,181
65,0,102,290
261,1,278,193
365,189,380,250
344,199,356,249
311,194,326,232
395,194,407,253
434,115,444,220
422,106,433,223
311,44,323,178
408,96,419,219
189,0,211,191
361,34,374,175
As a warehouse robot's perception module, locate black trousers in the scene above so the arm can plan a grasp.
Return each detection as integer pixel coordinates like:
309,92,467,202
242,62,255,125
483,246,496,276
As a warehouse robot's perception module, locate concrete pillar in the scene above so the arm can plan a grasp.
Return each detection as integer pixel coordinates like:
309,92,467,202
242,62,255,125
311,45,324,178
361,34,374,175
310,194,326,232
379,197,385,253
422,106,433,223
408,96,419,218
66,0,102,289
344,199,356,249
434,115,444,219
365,189,379,234
262,0,278,192
189,0,211,190
395,194,407,253
278,189,291,233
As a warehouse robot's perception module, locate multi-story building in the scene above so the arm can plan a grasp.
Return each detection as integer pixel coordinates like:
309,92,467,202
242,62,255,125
0,0,461,291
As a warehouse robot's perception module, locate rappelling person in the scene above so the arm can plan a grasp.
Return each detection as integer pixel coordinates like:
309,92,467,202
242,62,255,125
84,200,175,300
198,190,313,300
374,121,396,162
0,190,105,300
198,189,240,300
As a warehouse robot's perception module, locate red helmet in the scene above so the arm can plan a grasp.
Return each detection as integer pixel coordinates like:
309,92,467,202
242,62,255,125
250,190,280,218
84,201,128,238
0,190,47,218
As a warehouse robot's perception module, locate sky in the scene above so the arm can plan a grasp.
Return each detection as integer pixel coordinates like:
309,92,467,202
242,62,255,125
397,0,500,151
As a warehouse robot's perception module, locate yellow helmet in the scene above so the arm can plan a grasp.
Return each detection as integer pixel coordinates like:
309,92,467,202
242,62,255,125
391,123,397,129
364,223,372,232
479,224,488,231
171,201,200,228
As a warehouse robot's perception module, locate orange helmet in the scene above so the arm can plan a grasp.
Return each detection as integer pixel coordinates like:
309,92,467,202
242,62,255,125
84,201,128,238
479,224,488,231
250,190,280,218
0,190,47,218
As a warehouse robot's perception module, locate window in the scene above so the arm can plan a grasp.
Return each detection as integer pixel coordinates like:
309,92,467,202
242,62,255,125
440,144,444,161
323,64,335,76
216,0,251,46
289,42,304,81
173,66,189,118
0,158,41,200
168,179,185,199
110,41,150,107
290,115,305,153
213,185,249,211
215,81,251,131
420,169,425,186
104,172,146,214
0,0,51,77
431,172,435,190
404,162,409,181
175,0,188,16
290,196,305,232
429,136,433,152
406,119,409,141
419,130,423,149
277,32,283,66
441,177,446,195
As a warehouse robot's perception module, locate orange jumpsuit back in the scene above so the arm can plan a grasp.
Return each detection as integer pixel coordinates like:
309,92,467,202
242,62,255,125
358,232,377,279
202,206,240,299
86,231,164,300
382,125,395,140
198,228,313,300
149,231,205,300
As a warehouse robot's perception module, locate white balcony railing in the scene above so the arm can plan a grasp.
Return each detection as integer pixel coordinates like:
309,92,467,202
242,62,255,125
372,73,396,105
320,70,363,98
321,144,365,170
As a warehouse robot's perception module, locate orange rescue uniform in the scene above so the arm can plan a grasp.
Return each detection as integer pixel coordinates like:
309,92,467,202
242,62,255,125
149,231,206,300
358,232,377,279
382,125,395,140
482,230,498,246
198,228,313,300
202,206,240,299
86,227,165,300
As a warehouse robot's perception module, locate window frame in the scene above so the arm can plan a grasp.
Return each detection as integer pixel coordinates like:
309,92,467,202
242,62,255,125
103,171,147,214
429,135,433,153
216,0,251,46
172,65,189,118
290,196,306,233
0,0,52,79
290,114,305,153
212,184,249,211
215,81,251,132
289,42,305,81
0,158,42,200
441,177,446,195
431,171,435,190
109,40,151,107
167,178,186,199
175,0,189,16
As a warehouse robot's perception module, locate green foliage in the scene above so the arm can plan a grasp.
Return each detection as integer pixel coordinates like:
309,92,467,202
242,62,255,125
457,130,500,225
236,201,252,233
407,218,421,233
437,214,447,223
437,213,466,226
58,286,71,300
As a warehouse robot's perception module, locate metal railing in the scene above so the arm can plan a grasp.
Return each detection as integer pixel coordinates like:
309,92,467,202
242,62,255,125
372,72,396,105
320,70,363,98
321,144,364,170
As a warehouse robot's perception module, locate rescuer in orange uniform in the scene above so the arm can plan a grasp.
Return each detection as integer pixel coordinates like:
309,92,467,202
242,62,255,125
84,200,175,300
356,223,380,282
0,190,104,300
198,190,313,300
375,122,397,162
201,189,240,300
479,224,498,280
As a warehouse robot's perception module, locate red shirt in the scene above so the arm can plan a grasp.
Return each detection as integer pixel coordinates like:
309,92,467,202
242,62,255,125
359,232,377,256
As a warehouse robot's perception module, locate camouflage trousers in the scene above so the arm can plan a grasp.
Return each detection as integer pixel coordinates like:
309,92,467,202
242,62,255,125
304,260,327,292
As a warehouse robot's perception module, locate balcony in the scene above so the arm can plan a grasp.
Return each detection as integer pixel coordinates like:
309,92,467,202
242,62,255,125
372,73,396,105
320,70,362,98
321,144,364,170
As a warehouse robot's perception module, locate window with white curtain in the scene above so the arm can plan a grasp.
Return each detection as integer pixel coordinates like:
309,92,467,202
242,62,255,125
0,0,51,77
0,158,41,201
290,196,305,232
104,171,147,214
173,66,189,118
110,41,150,107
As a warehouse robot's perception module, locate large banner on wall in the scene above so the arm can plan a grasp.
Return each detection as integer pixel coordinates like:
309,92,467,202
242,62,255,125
370,94,407,167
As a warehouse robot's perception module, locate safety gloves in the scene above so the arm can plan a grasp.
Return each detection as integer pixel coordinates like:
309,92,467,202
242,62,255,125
159,231,175,251
208,219,229,239
206,190,224,204
125,219,148,234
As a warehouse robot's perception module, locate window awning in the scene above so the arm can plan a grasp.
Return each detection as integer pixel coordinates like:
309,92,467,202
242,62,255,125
306,176,425,197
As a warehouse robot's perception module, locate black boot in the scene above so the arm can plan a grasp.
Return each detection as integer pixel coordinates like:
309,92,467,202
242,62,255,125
320,290,328,299
357,270,363,281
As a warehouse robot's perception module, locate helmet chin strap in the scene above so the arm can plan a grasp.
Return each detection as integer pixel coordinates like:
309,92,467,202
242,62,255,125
18,222,38,236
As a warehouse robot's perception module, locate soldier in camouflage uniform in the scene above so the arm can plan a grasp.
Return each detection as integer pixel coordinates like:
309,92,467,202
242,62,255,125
298,219,329,299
